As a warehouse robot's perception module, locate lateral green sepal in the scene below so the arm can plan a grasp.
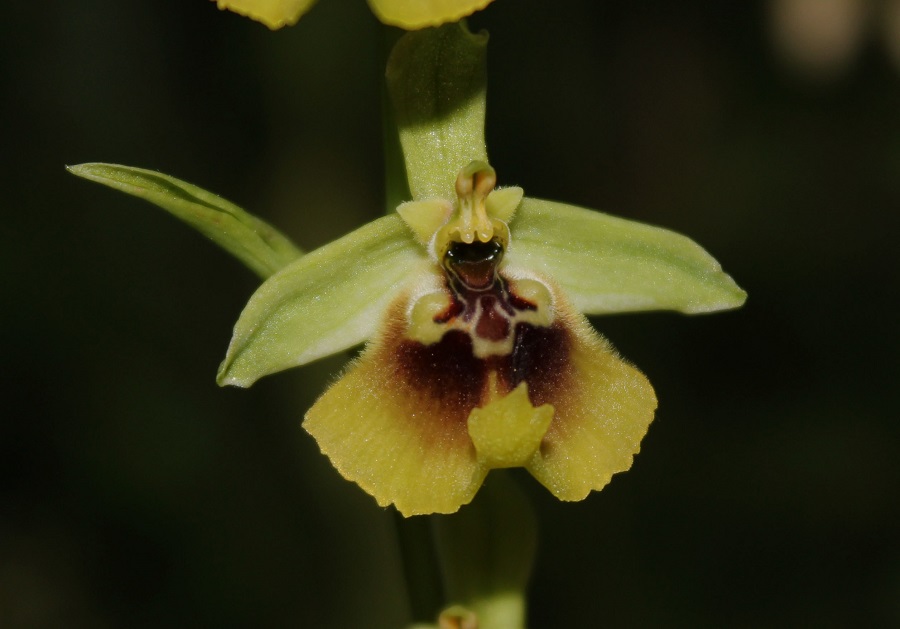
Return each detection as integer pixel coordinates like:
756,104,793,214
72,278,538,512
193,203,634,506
506,197,747,314
67,162,302,279
218,214,427,387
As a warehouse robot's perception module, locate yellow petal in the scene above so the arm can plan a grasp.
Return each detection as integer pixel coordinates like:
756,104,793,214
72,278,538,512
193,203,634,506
304,297,488,516
213,0,316,30
468,380,553,468
367,0,495,29
524,288,657,500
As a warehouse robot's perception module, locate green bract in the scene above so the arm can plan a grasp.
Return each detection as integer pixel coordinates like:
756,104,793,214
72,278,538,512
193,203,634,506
212,0,495,30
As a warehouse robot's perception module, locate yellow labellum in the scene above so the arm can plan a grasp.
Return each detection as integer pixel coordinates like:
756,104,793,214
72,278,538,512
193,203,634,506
303,278,657,516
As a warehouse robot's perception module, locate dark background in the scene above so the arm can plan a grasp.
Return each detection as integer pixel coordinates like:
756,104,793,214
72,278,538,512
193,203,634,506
3,1,898,627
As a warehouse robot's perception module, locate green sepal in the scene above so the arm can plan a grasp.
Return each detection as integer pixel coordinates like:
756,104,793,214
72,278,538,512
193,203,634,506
386,23,489,203
507,198,747,314
67,163,302,279
217,215,427,387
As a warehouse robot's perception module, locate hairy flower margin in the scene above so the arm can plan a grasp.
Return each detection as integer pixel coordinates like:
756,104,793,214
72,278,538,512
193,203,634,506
212,0,494,29
69,24,745,518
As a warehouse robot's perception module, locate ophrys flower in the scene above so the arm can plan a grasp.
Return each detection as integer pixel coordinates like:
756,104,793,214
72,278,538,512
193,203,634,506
69,25,744,517
215,25,746,515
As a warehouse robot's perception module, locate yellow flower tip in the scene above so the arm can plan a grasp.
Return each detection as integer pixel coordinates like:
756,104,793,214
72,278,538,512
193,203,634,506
367,0,495,30
213,0,316,29
468,380,554,469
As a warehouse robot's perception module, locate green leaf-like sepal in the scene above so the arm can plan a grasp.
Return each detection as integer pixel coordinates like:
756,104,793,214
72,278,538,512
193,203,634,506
218,215,427,387
386,23,489,203
507,198,746,314
68,163,302,279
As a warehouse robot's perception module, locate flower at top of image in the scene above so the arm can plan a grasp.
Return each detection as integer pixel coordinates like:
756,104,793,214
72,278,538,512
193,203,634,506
212,25,747,516
212,0,494,29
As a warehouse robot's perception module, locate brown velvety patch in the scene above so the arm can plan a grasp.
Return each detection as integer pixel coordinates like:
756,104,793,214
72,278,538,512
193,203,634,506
394,329,486,428
502,322,570,406
392,318,570,428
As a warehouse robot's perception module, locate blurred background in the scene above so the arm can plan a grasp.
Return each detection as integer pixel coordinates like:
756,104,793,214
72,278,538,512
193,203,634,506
3,0,899,626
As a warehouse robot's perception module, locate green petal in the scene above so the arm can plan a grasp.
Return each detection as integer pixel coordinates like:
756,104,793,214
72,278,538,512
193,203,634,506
486,186,524,223
217,215,427,387
212,0,317,29
507,198,747,315
386,23,489,202
67,163,301,279
396,199,453,244
368,0,494,29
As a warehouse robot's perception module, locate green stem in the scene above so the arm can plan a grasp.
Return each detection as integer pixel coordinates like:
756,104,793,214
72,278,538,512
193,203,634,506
432,471,537,629
393,512,445,623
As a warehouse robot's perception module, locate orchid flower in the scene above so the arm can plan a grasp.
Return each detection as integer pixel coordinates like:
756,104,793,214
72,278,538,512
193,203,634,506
216,25,746,515
69,24,745,518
